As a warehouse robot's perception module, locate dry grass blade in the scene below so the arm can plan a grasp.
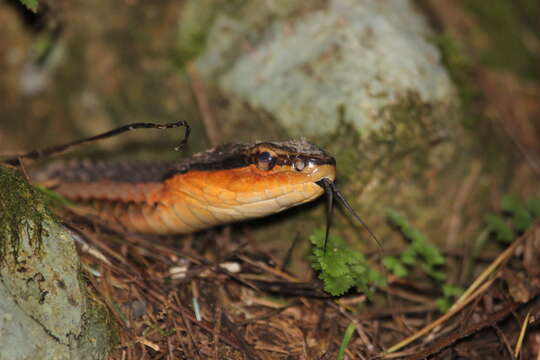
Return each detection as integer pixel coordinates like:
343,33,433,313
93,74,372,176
514,311,531,358
381,279,492,356
450,232,522,311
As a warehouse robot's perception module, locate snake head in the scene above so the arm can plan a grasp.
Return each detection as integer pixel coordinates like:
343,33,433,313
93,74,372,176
246,140,337,185
162,140,337,227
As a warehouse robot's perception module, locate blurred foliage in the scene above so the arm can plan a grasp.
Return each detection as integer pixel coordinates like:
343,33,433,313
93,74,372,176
432,34,481,128
176,0,224,68
435,284,463,313
19,0,37,13
383,208,464,312
461,0,540,79
485,194,540,243
383,208,446,281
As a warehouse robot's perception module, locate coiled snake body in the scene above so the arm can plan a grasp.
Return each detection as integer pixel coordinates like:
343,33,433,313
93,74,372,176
33,140,337,234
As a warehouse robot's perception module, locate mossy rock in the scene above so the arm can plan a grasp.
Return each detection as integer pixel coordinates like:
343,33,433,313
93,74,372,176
0,167,111,360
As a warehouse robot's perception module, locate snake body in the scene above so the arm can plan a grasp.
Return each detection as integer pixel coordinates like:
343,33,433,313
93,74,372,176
32,140,336,234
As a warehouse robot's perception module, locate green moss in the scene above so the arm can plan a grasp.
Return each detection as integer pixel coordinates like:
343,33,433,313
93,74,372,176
0,166,52,263
321,93,457,206
76,298,114,359
366,93,453,180
431,34,482,128
321,114,363,185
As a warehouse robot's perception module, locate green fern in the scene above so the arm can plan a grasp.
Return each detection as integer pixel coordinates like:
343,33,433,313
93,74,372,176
382,256,408,277
310,230,384,297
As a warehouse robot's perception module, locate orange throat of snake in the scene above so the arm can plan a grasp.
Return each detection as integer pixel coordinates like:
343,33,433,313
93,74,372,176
156,163,336,233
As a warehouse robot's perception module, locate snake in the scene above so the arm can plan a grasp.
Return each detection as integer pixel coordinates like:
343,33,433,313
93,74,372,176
31,140,337,235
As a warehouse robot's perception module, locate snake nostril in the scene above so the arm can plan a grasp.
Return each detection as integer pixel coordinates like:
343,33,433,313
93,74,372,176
293,158,305,171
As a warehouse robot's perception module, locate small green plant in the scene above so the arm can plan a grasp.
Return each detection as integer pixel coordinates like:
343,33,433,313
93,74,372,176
34,185,75,207
20,0,38,12
383,208,446,281
485,194,540,243
528,198,540,218
337,322,356,360
310,230,384,297
383,208,463,312
435,284,464,313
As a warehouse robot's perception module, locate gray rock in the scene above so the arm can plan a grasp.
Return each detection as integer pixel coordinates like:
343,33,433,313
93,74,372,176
0,168,109,360
0,282,72,360
1,221,85,345
196,0,455,136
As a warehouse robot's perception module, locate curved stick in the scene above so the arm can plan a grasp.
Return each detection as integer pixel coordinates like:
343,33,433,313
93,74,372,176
2,120,191,166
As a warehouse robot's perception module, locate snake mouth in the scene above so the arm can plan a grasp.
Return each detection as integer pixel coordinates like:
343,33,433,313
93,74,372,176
316,178,380,253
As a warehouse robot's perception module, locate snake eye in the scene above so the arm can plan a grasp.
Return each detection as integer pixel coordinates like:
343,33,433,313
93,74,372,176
293,158,305,171
257,151,275,171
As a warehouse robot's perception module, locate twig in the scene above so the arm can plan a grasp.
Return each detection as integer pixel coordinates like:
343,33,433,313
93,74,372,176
237,254,299,283
213,303,223,360
355,305,437,321
383,273,496,355
236,303,296,326
187,62,220,147
174,292,201,360
446,159,481,248
497,117,540,176
17,157,30,180
172,315,191,357
167,336,174,359
451,225,528,311
383,222,539,356
326,300,372,350
492,323,516,360
221,310,260,360
404,300,524,360
514,311,531,358
379,285,435,305
2,120,190,166
185,251,262,293
167,292,243,352
281,232,300,271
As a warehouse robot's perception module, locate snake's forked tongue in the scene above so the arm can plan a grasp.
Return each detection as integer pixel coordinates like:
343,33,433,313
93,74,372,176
316,178,381,254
